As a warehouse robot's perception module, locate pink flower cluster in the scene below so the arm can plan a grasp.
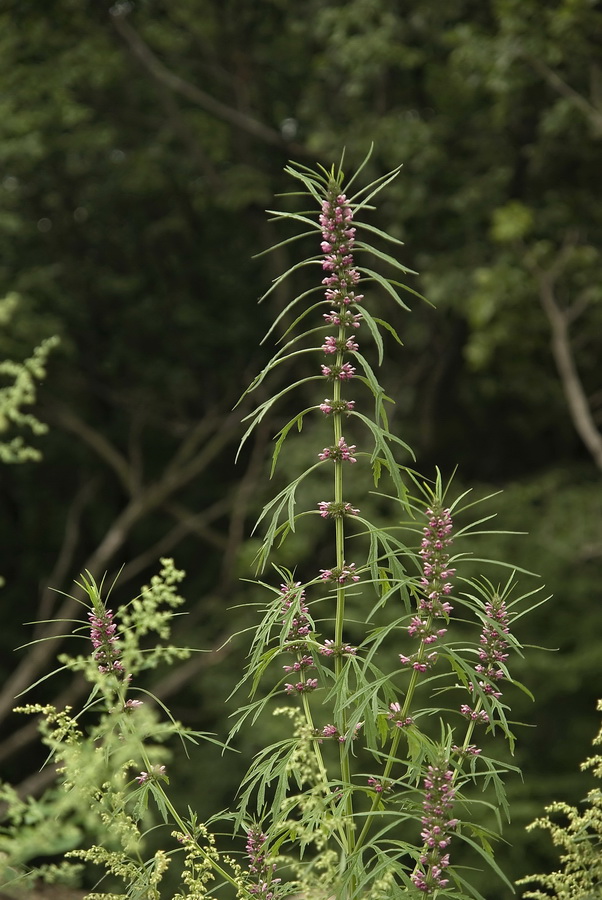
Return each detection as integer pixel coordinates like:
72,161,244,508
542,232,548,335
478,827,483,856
280,582,317,695
319,562,360,584
321,362,356,380
321,335,359,354
318,722,362,743
320,192,363,308
282,654,314,674
419,505,455,615
387,702,414,729
412,761,458,893
88,608,125,675
318,501,360,518
319,639,357,657
460,704,489,724
284,679,318,694
246,827,281,900
367,776,393,794
319,398,355,415
323,310,362,328
476,596,510,687
400,504,455,673
318,436,357,464
280,582,311,647
135,764,166,785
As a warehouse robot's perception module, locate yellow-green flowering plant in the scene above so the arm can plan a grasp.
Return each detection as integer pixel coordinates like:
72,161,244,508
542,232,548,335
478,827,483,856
518,700,602,900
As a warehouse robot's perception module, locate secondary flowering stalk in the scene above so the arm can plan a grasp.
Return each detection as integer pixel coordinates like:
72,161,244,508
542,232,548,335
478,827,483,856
400,503,455,673
245,827,281,899
88,607,125,675
280,582,318,695
461,592,511,723
412,761,459,894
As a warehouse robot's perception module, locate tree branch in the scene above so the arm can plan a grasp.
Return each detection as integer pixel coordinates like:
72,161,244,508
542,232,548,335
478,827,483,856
526,248,602,471
110,9,305,153
0,412,241,721
522,50,602,134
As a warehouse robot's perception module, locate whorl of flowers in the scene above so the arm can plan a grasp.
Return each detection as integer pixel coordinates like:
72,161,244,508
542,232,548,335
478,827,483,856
319,398,355,415
412,761,459,894
319,562,360,584
318,436,357,463
318,500,360,519
135,764,166,785
317,722,362,743
245,827,281,899
88,607,125,675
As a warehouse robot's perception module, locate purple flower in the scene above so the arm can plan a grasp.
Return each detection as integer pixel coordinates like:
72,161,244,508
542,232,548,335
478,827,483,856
321,724,338,737
452,744,482,757
412,761,458,893
460,594,511,721
317,722,361,743
399,650,438,672
282,655,314,674
399,503,456,675
88,608,125,676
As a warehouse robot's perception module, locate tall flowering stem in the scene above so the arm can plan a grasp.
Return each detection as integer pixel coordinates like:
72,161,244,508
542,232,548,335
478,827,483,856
18,158,542,900
460,584,513,732
318,185,364,860
319,187,362,657
357,498,457,853
234,155,537,899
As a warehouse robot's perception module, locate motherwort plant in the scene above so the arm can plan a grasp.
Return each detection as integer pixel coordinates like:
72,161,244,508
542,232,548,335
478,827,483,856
1,156,542,900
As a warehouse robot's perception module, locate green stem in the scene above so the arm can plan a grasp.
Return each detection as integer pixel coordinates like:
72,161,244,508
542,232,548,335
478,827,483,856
130,729,250,896
332,338,356,893
301,691,329,786
354,662,422,852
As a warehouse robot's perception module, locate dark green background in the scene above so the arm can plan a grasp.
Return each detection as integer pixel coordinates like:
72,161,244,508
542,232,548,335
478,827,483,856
1,1,601,896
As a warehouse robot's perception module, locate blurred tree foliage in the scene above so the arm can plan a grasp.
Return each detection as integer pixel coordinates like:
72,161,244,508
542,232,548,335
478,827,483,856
0,0,601,896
